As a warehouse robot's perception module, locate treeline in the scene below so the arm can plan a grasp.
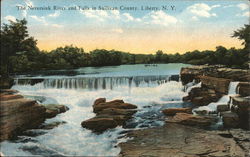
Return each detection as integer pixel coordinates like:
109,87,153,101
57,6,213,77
1,19,249,76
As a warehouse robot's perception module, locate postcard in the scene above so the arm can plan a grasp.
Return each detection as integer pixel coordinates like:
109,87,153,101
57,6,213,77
0,0,249,156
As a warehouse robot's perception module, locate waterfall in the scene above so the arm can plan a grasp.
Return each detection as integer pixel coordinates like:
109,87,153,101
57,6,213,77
13,75,179,90
193,81,239,113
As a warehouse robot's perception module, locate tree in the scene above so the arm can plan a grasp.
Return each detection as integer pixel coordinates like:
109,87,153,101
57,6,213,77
0,19,38,76
155,50,163,62
232,24,250,49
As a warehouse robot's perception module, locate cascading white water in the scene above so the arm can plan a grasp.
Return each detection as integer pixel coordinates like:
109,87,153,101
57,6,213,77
1,64,189,156
193,81,239,113
13,75,172,90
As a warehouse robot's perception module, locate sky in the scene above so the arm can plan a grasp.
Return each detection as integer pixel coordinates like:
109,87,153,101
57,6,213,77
1,0,250,54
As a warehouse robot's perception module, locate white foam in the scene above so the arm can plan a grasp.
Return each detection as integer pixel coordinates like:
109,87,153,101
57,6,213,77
193,82,239,113
1,79,186,156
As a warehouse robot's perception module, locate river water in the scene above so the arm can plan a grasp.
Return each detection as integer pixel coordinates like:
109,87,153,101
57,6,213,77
1,64,192,156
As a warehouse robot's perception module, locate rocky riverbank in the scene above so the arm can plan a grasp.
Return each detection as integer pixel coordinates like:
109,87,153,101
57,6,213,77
119,123,249,157
0,89,69,142
119,65,250,156
181,65,250,129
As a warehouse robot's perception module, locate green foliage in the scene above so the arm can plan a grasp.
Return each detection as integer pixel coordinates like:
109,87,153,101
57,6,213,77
232,24,250,49
0,19,38,76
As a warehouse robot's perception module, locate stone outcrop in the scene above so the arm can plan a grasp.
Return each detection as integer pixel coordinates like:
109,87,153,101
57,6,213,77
0,77,14,89
165,113,216,127
208,68,250,82
180,65,219,85
81,98,137,133
180,65,249,85
182,65,250,114
119,123,246,157
217,104,229,112
0,91,46,141
230,96,250,129
221,111,240,128
93,98,137,113
162,108,192,116
183,87,221,106
183,76,231,106
200,76,231,94
237,82,250,97
44,104,69,118
0,89,69,141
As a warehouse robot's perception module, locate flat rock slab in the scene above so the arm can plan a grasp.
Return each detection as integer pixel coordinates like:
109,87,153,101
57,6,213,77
162,108,192,116
119,124,246,157
165,113,216,127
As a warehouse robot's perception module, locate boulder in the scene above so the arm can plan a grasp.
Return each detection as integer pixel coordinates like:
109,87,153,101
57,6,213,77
0,95,46,141
221,111,239,128
0,94,23,101
0,90,70,141
180,65,226,85
39,121,66,130
217,104,229,112
93,98,106,106
162,108,192,116
180,65,212,85
165,113,215,127
81,117,117,132
237,82,250,97
93,101,136,113
43,104,69,118
230,96,250,129
82,98,137,133
184,87,221,106
97,108,137,117
200,76,231,94
169,75,179,82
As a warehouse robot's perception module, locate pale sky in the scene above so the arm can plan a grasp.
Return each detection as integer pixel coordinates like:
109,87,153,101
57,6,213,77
1,0,249,54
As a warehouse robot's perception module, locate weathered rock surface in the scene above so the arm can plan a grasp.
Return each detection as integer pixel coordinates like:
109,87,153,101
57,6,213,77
229,129,250,155
217,104,229,112
39,121,66,130
209,68,250,82
0,89,18,95
182,65,250,130
200,76,231,94
180,65,219,85
221,111,240,128
0,78,14,89
81,117,117,132
237,82,250,97
0,90,69,141
119,123,246,157
162,108,192,116
165,113,216,127
183,87,221,106
0,95,46,141
93,99,136,113
181,65,249,85
81,98,137,132
230,96,250,129
43,104,69,118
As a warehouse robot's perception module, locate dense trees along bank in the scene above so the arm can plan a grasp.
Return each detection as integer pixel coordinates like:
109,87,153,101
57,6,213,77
0,19,249,76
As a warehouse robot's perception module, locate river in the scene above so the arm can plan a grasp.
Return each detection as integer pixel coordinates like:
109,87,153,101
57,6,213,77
1,63,192,156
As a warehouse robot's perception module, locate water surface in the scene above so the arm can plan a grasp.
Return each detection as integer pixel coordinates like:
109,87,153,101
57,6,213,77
1,63,191,156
